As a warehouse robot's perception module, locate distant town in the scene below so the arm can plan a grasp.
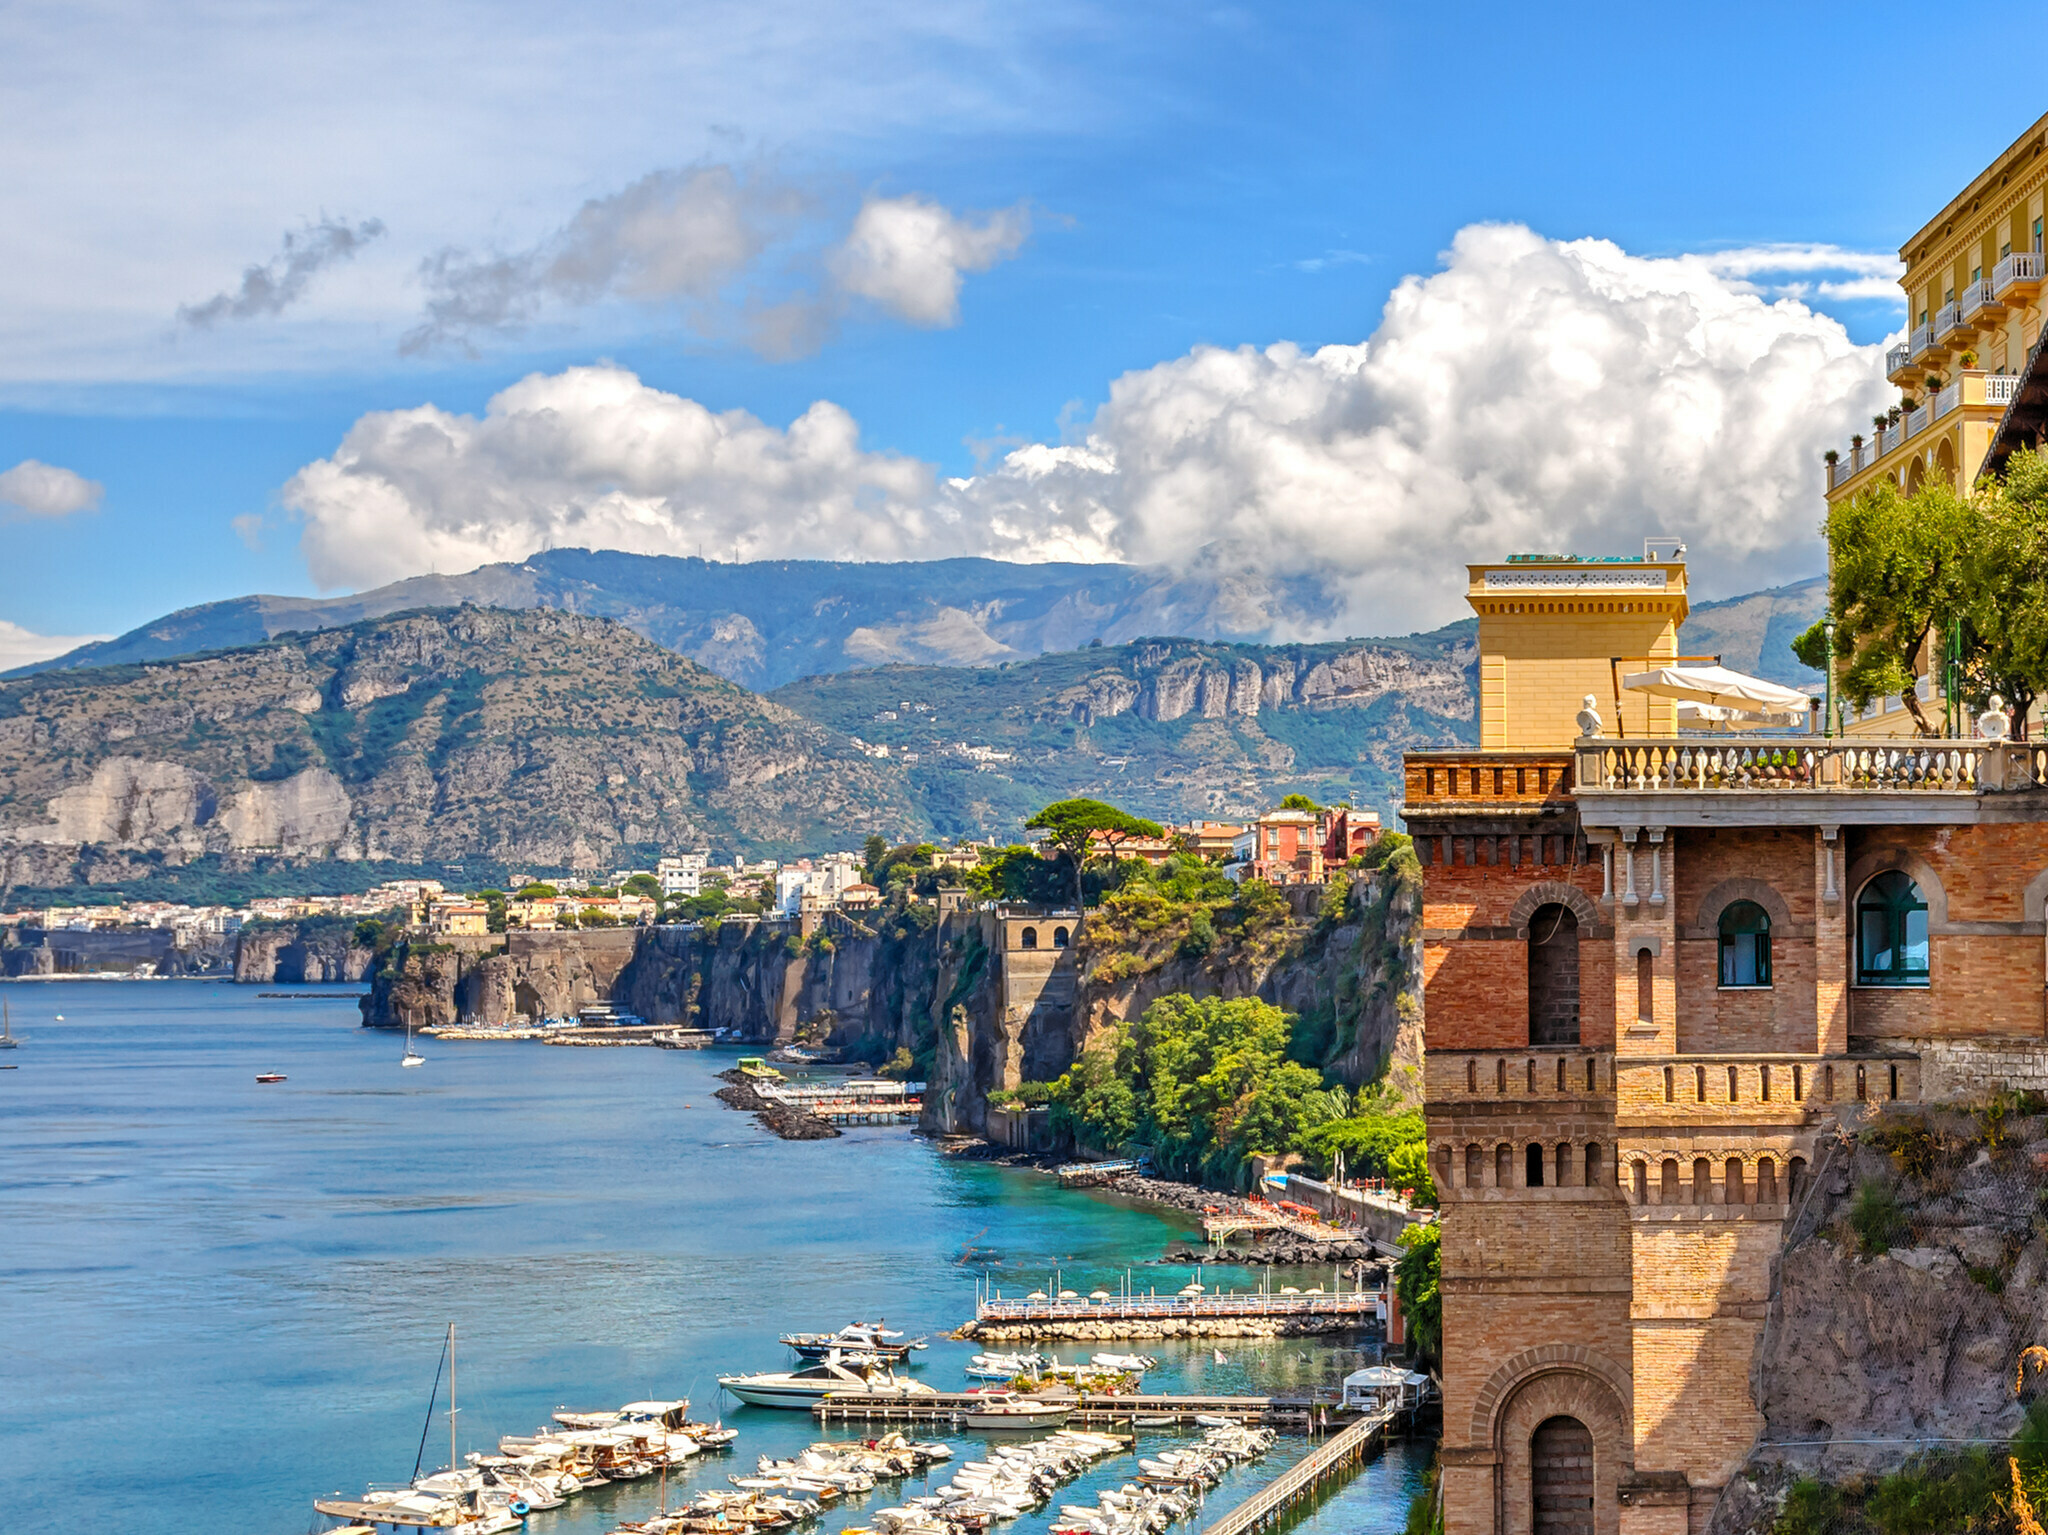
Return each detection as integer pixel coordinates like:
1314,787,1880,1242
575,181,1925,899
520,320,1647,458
0,801,1381,975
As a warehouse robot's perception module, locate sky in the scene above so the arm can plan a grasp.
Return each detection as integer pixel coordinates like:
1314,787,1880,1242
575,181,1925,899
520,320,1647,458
0,0,2035,666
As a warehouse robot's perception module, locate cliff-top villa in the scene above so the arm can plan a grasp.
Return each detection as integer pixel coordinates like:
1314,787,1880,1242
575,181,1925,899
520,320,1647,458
1403,113,2048,1535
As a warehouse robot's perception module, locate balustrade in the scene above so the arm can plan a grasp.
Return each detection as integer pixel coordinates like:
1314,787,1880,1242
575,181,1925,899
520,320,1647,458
1993,250,2044,300
1571,738,2028,793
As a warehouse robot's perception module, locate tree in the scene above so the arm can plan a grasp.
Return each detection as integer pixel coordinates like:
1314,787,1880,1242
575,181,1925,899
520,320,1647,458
1394,1222,1441,1365
622,873,662,899
1279,793,1321,813
863,834,889,882
1024,798,1164,923
515,883,558,899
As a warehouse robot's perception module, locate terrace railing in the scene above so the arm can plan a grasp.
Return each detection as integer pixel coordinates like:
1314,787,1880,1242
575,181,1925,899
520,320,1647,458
1570,738,2046,793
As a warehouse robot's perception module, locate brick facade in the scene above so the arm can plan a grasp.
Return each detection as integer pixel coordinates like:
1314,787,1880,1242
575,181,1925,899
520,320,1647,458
1409,755,2048,1535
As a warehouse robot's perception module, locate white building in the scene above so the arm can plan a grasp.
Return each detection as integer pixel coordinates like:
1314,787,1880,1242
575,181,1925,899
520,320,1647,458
657,851,711,897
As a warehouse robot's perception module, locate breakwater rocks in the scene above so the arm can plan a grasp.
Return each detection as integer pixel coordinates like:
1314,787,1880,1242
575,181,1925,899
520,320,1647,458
959,1316,1356,1343
1161,1240,1381,1265
713,1070,840,1141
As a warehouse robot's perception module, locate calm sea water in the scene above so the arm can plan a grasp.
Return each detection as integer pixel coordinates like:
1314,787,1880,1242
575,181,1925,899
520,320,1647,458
0,981,1428,1535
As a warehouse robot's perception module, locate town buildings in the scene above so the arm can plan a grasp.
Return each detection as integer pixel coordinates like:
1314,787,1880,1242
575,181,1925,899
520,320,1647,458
1405,541,2048,1535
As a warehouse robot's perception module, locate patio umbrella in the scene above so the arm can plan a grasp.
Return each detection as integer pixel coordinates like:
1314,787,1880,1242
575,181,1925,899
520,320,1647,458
1621,663,1812,715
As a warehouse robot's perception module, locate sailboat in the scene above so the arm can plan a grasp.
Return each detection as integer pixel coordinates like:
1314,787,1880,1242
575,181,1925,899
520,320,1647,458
401,1021,425,1068
1,1000,18,1050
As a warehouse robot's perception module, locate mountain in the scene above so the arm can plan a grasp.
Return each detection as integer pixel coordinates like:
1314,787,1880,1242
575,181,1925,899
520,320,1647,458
0,607,919,894
770,626,1477,835
1680,575,1827,688
11,549,1343,692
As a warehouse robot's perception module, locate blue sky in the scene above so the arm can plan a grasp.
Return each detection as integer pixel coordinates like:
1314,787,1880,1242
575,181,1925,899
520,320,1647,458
0,1,2029,658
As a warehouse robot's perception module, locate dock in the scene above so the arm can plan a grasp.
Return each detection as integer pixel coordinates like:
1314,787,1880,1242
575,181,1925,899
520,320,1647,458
1200,1206,1353,1245
810,1391,1325,1431
1197,1406,1398,1535
755,1080,924,1124
974,1292,1378,1325
1056,1159,1143,1187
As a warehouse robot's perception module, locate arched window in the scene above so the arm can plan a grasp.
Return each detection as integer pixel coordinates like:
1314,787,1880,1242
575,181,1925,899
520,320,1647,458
1527,903,1581,1045
1725,1157,1746,1206
1635,947,1653,1023
1857,871,1929,985
1467,1059,1478,1093
1631,1159,1647,1203
1756,1156,1778,1204
1718,900,1772,986
1692,1157,1712,1205
1019,926,1038,950
1660,1159,1680,1204
1526,1143,1545,1188
1466,1144,1483,1187
1555,1142,1572,1186
1497,1144,1512,1186
1584,1142,1602,1187
1052,926,1070,949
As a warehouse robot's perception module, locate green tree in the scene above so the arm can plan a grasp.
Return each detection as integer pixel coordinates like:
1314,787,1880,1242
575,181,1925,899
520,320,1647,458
1024,798,1165,924
1279,793,1322,813
1394,1222,1441,1364
863,833,889,882
1385,1140,1437,1205
622,873,662,899
1960,447,2048,734
515,883,558,899
1049,1037,1140,1150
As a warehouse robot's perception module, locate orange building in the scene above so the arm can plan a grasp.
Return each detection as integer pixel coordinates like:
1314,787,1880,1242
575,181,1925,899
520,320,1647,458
1404,548,2048,1535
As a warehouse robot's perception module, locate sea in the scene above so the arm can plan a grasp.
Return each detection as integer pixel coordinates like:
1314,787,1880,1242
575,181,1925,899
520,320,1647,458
0,980,1429,1535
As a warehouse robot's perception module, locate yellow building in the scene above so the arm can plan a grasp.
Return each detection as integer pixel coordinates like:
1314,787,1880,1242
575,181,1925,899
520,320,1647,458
1467,543,1689,749
1827,110,2046,508
1823,112,2048,737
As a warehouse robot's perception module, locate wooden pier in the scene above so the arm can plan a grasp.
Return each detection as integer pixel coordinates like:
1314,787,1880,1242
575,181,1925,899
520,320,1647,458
755,1080,924,1124
810,1391,1324,1431
1197,1406,1397,1535
975,1292,1378,1325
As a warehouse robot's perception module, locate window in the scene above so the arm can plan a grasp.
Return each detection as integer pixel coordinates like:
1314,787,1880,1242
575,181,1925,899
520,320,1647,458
1497,1144,1512,1186
1555,1143,1571,1186
1466,1059,1478,1093
1635,948,1653,1022
1466,1144,1483,1187
1660,1159,1680,1204
1526,1144,1545,1188
1857,872,1929,985
1019,926,1038,950
1528,903,1581,1045
1053,926,1070,949
1757,1156,1778,1204
1585,1143,1602,1187
1725,1157,1746,1206
1718,900,1772,986
1692,1157,1712,1205
1632,1160,1647,1203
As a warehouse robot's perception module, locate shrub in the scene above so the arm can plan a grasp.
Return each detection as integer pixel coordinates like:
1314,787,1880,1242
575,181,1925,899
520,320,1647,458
878,1046,918,1080
1850,1179,1906,1256
1772,1479,1839,1535
1178,908,1216,959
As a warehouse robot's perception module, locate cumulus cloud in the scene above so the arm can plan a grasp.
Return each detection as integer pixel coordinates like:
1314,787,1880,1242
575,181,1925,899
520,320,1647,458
1691,243,1903,305
0,459,103,517
285,364,945,588
178,217,386,327
402,166,803,356
828,195,1030,327
945,223,1895,627
0,620,112,671
287,224,1895,632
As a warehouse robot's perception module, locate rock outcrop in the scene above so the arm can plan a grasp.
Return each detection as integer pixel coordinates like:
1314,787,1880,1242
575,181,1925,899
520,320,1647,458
233,920,377,984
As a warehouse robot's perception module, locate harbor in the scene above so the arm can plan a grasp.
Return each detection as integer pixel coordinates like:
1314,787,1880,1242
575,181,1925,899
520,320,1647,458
1,985,1433,1535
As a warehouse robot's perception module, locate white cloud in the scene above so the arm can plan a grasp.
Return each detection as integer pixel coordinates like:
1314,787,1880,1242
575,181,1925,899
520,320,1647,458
1691,243,1903,305
946,223,1894,628
828,195,1030,327
179,217,386,327
285,363,947,589
0,459,104,517
284,224,1895,632
0,619,112,670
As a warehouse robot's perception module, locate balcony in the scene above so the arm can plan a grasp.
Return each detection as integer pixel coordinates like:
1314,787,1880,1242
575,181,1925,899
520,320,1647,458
1825,371,2013,492
1908,321,1940,362
1573,737,2014,793
1404,751,1573,808
1885,343,1919,385
1959,278,2006,329
1993,250,2043,304
1934,301,1970,348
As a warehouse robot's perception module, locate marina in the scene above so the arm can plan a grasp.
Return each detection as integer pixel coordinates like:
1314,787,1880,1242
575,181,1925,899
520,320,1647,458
0,984,1430,1535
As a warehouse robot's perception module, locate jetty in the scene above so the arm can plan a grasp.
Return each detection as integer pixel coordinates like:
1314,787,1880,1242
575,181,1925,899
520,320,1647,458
966,1284,1381,1341
1197,1405,1400,1535
1056,1159,1143,1187
810,1390,1322,1431
1199,1204,1351,1245
755,1079,924,1125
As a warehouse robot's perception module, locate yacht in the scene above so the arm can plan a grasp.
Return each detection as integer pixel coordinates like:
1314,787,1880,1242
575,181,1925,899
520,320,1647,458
401,1021,425,1068
958,1393,1071,1430
718,1353,939,1410
782,1322,926,1361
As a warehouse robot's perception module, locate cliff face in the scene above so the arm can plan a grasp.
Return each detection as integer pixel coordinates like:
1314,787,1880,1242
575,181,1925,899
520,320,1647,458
1709,1107,2048,1534
0,605,918,887
233,921,376,983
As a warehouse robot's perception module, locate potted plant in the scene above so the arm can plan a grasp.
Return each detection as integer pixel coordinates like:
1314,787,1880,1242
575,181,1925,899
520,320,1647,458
1960,349,1979,369
1825,449,1841,466
1889,406,1903,426
1849,436,1863,452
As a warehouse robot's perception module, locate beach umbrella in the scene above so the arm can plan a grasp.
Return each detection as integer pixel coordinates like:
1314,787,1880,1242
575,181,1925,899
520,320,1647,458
1620,663,1811,714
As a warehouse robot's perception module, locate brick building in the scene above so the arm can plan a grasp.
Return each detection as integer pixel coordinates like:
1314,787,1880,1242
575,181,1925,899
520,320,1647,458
1405,547,2045,1535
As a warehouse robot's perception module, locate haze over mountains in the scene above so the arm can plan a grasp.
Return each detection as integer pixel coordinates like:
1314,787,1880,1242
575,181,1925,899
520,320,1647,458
12,548,1825,691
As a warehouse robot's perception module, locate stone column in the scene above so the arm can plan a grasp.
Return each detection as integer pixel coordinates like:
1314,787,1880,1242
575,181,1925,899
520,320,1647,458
1816,826,1847,1054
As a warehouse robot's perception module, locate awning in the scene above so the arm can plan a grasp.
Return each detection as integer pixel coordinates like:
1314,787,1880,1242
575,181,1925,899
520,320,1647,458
1621,664,1813,713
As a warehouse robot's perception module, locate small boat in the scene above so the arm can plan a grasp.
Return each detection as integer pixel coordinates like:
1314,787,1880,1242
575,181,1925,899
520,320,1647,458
401,1021,425,1068
959,1393,1071,1430
256,1072,287,1083
783,1323,926,1361
1,1001,18,1050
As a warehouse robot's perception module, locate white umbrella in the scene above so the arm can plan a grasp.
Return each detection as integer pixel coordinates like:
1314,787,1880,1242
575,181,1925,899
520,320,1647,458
1676,700,1804,731
1621,664,1812,714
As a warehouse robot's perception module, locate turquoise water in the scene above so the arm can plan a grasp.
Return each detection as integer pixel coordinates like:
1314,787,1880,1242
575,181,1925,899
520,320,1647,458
0,981,1428,1534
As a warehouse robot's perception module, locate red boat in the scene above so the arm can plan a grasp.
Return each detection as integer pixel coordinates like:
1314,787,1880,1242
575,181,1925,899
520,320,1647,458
255,1073,286,1083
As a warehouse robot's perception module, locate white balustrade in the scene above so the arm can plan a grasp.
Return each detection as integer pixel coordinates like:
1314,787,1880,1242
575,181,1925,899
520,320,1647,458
1988,375,2020,406
1577,738,2007,794
1935,381,1961,418
1993,251,2044,297
1909,323,1937,358
1885,343,1912,377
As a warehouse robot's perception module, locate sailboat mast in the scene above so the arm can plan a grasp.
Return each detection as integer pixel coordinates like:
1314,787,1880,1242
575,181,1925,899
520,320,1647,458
448,1323,458,1473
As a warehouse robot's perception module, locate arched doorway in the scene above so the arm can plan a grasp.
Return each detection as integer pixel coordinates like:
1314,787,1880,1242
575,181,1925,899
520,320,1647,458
1527,903,1580,1045
1532,1416,1595,1534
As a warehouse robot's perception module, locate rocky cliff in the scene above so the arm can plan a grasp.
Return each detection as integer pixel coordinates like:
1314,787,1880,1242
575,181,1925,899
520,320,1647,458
1710,1104,2048,1534
233,919,377,984
0,605,918,889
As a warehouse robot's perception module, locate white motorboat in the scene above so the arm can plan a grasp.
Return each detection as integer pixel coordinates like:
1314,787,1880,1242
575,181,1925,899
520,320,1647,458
959,1393,1072,1430
718,1353,939,1409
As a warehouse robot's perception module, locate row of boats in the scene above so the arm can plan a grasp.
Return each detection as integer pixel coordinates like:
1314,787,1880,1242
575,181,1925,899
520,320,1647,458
1048,1425,1277,1535
612,1433,956,1535
859,1429,1132,1533
964,1351,1157,1383
315,1398,734,1534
